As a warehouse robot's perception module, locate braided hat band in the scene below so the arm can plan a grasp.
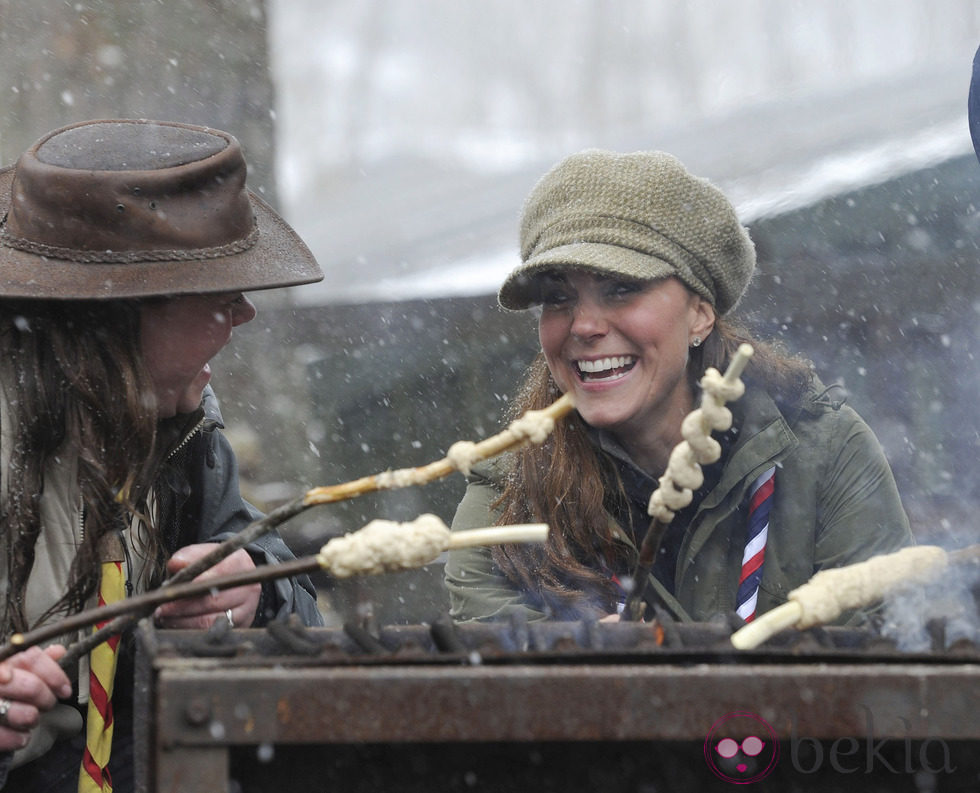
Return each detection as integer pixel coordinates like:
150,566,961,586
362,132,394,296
0,217,260,264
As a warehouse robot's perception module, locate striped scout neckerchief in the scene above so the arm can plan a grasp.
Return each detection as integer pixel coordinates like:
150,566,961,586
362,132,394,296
734,466,776,623
79,526,128,793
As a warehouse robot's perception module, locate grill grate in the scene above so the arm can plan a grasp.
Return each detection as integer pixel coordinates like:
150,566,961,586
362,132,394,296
134,616,980,792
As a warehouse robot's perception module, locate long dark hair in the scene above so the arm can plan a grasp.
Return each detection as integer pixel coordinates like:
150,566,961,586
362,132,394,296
490,314,814,618
0,298,164,635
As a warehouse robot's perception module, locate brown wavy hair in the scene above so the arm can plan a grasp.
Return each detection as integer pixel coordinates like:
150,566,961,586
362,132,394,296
0,299,164,636
490,315,814,619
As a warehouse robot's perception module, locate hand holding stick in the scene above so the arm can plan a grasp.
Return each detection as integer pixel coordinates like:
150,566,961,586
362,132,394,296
2,518,548,658
623,345,754,621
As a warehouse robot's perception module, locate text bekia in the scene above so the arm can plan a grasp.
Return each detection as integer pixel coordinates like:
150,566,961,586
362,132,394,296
790,708,956,775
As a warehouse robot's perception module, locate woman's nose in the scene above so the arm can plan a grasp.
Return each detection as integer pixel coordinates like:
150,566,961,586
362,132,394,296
569,299,607,339
232,295,257,327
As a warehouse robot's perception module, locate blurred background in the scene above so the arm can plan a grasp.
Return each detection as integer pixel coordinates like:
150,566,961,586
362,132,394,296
1,0,978,624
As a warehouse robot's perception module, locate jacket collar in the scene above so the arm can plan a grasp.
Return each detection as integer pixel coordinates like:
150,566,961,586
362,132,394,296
682,383,808,570
200,384,225,427
698,385,798,513
156,385,224,459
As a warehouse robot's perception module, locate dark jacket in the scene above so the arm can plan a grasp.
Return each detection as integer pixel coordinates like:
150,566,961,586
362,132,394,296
445,382,913,624
157,388,321,626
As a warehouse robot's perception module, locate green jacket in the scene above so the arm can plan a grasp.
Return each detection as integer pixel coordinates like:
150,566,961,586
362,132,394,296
445,383,913,623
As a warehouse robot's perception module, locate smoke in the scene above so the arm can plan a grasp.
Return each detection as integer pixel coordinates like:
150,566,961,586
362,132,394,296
878,555,980,653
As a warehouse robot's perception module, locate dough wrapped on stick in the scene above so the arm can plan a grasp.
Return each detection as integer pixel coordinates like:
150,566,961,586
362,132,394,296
317,515,548,577
1,517,548,658
647,344,754,523
730,544,958,650
624,344,754,620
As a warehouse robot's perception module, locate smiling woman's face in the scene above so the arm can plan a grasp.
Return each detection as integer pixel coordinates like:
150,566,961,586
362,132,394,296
537,270,715,444
139,292,257,417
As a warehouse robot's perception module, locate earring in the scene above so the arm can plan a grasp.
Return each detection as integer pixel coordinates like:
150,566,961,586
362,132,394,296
690,336,702,348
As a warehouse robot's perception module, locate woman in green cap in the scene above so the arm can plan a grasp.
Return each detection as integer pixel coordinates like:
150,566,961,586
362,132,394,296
0,119,325,791
445,149,913,626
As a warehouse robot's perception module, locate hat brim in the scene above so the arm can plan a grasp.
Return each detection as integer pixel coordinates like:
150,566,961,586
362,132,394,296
498,242,678,310
0,165,323,299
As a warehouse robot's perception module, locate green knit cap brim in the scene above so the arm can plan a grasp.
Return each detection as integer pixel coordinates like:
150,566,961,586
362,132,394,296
500,149,756,314
499,242,683,308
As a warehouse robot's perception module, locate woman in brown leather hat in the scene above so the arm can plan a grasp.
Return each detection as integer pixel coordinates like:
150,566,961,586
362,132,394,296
0,119,324,791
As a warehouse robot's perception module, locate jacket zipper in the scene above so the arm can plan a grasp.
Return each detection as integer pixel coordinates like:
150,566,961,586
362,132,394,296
167,415,207,461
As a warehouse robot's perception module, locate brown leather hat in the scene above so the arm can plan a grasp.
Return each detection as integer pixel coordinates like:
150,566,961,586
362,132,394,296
0,118,323,299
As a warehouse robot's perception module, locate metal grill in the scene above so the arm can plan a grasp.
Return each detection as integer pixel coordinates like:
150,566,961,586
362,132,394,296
134,614,980,792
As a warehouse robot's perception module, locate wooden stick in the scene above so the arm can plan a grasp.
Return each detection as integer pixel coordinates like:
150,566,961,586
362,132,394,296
3,523,546,657
446,524,547,549
729,601,803,650
722,343,755,384
49,394,574,667
621,519,669,622
5,558,319,656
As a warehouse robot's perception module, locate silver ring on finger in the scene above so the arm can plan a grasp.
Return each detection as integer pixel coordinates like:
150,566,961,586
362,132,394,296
225,608,234,627
0,697,12,725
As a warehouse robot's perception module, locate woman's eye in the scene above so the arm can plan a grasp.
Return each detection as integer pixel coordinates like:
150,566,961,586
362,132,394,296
608,281,640,298
540,289,571,307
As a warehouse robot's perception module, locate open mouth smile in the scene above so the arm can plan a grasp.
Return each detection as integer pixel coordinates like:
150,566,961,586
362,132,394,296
574,355,637,383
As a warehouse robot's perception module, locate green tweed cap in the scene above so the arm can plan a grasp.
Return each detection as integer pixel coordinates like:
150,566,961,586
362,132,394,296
499,149,755,314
